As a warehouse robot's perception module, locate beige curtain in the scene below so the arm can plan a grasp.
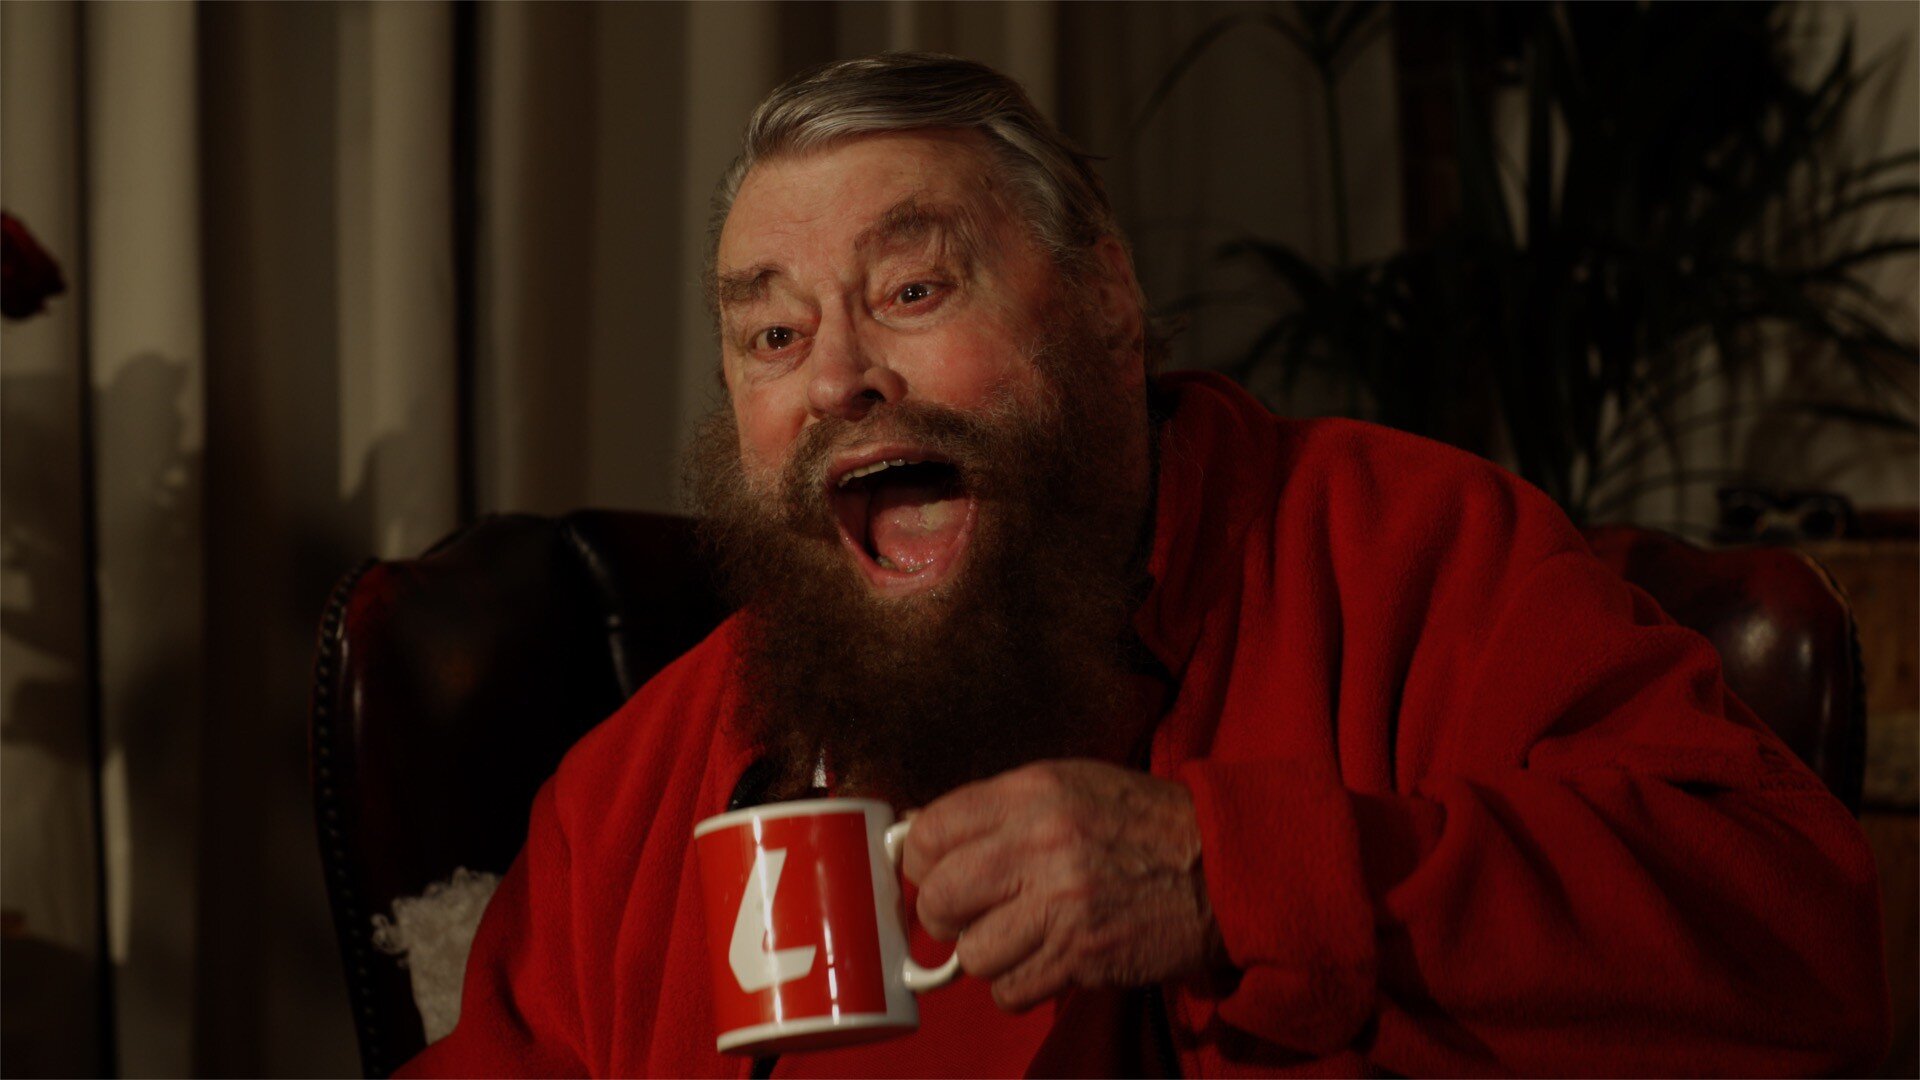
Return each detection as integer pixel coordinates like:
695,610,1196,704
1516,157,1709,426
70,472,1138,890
0,3,1065,1074
1055,1,1405,395
1,3,102,1077
2,1,464,1074
473,1,1064,517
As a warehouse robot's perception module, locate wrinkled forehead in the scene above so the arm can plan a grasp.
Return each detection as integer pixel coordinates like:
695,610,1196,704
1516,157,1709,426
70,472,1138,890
716,129,1013,270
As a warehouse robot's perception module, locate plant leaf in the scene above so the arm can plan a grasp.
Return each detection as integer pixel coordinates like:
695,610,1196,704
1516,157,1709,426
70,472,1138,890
1129,11,1269,144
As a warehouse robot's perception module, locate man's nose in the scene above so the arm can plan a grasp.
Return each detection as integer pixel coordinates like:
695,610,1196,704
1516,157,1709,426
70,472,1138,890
805,312,906,421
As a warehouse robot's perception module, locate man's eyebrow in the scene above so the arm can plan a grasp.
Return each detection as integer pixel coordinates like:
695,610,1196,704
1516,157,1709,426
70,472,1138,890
714,195,987,316
715,265,777,308
852,196,984,268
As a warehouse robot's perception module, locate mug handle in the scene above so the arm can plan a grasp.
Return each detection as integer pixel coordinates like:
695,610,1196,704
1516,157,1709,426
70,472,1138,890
884,819,964,992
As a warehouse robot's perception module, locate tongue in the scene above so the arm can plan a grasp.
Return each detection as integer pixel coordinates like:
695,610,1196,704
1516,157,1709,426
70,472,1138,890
868,480,968,572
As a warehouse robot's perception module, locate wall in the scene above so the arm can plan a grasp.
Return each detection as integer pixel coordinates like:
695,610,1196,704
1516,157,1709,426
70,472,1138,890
1737,0,1918,516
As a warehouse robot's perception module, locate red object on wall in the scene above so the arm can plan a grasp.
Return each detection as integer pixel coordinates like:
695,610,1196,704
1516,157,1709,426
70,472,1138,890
0,212,67,320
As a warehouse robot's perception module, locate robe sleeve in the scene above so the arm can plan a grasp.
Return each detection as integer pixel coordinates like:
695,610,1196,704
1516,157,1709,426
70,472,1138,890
395,781,590,1078
1175,541,1890,1076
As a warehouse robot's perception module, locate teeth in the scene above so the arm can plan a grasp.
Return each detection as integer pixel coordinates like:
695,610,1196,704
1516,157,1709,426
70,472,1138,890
836,457,923,487
872,554,922,575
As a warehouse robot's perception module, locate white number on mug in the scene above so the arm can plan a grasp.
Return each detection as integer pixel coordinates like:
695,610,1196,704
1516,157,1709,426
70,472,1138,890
728,847,818,992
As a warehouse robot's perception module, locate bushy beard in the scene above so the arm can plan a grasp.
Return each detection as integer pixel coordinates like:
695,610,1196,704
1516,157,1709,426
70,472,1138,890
685,317,1152,807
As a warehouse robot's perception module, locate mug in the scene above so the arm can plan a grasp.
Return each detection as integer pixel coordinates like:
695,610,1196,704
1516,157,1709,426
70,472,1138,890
693,798,962,1054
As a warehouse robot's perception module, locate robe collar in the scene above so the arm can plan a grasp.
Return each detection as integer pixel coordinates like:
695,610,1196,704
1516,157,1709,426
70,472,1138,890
1128,371,1272,685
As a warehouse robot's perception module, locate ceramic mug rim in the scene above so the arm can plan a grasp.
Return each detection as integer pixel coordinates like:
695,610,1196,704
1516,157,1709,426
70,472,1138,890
714,1012,916,1054
692,796,893,838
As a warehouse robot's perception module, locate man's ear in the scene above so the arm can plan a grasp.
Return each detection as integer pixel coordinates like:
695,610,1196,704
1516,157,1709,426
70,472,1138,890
1091,235,1144,350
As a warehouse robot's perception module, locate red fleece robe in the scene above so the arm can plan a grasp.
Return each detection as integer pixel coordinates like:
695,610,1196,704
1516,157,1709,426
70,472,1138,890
403,372,1889,1077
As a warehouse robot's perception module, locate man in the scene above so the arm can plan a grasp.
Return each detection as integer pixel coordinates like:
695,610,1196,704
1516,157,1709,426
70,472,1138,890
404,54,1888,1076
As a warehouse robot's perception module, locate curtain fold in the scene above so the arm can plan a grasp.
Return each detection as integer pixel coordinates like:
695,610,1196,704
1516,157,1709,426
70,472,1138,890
0,2,103,1077
349,0,459,558
475,0,600,516
0,3,1070,1073
674,1,781,467
85,2,206,1074
198,1,458,1072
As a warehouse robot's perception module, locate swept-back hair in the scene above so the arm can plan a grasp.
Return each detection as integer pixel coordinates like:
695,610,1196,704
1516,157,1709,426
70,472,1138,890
709,52,1119,285
706,52,1171,367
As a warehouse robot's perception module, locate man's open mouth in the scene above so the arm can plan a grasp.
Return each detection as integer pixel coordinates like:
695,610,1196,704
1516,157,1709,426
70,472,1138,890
828,447,978,595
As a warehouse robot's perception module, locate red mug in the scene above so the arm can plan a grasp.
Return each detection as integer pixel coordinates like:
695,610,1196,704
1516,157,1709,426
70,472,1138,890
693,798,961,1054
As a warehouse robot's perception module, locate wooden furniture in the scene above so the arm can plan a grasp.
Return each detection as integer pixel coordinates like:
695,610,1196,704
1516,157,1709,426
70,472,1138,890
1800,539,1918,1079
1585,526,1866,812
309,511,726,1077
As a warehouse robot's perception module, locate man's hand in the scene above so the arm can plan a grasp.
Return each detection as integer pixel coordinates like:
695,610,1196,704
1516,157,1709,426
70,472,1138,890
900,759,1225,1012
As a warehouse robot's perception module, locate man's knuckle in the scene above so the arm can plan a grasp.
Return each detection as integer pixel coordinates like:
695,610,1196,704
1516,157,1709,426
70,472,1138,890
954,930,982,971
1060,924,1096,974
930,904,972,941
991,971,1035,1013
917,877,953,922
1033,808,1083,852
1052,848,1096,896
956,922,1006,973
909,810,947,855
1015,762,1065,799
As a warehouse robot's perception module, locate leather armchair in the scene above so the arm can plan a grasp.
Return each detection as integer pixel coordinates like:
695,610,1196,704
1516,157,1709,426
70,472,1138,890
310,511,728,1077
310,514,1864,1076
1583,525,1866,812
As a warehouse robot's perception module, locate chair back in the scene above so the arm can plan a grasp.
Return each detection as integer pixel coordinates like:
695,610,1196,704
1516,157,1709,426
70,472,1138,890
309,511,727,1077
1583,524,1865,811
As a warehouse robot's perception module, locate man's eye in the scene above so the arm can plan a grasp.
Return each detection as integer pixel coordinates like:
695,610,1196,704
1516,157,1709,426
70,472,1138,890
898,282,935,305
754,326,798,352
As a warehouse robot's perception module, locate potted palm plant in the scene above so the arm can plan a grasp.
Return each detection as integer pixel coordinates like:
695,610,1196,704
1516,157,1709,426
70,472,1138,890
1141,1,1917,529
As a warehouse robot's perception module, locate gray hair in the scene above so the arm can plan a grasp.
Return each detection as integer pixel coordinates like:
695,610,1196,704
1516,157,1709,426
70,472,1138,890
707,52,1123,286
706,52,1171,367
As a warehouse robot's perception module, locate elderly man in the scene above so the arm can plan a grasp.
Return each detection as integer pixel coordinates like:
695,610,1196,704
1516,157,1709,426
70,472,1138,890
404,54,1887,1077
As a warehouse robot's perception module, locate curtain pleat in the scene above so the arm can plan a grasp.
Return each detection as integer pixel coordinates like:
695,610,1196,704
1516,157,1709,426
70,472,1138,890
198,1,357,1071
674,2,782,468
352,0,459,558
474,0,600,516
84,2,206,1074
3,3,1066,1074
199,1,456,1072
0,2,105,1076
